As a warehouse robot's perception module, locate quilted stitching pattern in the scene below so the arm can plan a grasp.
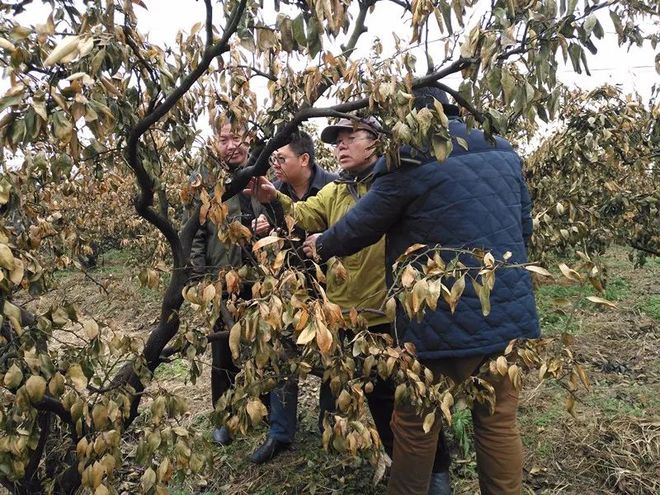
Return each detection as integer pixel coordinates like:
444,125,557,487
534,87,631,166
379,122,540,359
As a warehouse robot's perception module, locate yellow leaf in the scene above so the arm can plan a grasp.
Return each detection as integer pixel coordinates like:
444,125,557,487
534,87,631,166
336,390,351,412
3,363,23,389
585,296,617,309
67,364,88,391
440,392,454,423
294,308,309,332
0,243,15,270
44,36,80,66
83,319,99,340
565,394,577,418
524,265,553,277
422,411,436,433
411,279,429,314
507,364,522,390
495,356,508,376
228,322,241,361
202,284,216,304
296,324,316,345
140,467,156,493
48,372,65,396
385,297,397,322
0,37,16,52
92,403,108,429
3,300,22,333
225,270,240,294
394,383,406,404
251,235,281,252
331,259,348,282
25,375,46,403
246,399,268,425
403,243,426,256
9,258,24,285
315,320,333,354
401,265,416,288
448,276,466,314
558,263,582,282
575,364,591,391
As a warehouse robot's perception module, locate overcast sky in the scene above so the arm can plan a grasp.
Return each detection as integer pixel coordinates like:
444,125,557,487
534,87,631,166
129,0,657,100
2,0,658,139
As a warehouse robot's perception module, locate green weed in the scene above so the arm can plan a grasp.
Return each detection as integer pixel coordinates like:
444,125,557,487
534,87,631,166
154,358,191,380
638,295,660,321
450,409,473,459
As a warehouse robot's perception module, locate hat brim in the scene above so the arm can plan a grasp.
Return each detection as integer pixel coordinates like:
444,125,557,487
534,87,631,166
320,124,353,144
320,123,380,144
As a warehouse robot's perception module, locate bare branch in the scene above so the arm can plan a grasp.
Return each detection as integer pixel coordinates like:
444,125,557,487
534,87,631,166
223,58,475,200
431,81,485,123
126,0,248,269
204,0,214,49
341,0,377,57
34,396,75,432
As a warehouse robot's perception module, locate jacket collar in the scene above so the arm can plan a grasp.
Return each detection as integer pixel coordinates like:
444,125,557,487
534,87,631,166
336,161,378,184
275,165,334,200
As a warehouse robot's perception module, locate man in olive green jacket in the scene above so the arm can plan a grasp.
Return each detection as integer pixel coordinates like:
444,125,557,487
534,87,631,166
250,118,388,327
247,118,450,483
191,122,264,445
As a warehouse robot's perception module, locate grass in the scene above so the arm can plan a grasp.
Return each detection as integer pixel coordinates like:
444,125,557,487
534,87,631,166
534,275,630,336
638,294,660,321
27,245,660,494
154,358,191,380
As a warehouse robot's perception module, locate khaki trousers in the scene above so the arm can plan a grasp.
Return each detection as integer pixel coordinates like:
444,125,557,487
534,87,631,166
387,355,522,495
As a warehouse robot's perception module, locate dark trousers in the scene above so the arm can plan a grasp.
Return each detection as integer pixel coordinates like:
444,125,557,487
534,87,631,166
267,377,334,443
266,323,450,473
210,335,239,407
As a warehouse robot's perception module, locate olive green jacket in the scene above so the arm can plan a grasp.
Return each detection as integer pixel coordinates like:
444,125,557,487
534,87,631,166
276,173,388,327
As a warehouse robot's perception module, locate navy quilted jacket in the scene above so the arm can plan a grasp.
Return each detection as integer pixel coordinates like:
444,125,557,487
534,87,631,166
316,118,540,360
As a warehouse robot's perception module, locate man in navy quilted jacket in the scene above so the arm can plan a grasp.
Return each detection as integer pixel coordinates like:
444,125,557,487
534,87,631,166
302,87,540,495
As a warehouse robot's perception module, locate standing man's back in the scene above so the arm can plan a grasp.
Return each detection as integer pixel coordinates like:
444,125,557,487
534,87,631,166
308,88,539,495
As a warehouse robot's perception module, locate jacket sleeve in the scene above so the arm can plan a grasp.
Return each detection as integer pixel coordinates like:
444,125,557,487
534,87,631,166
316,172,412,260
190,223,207,275
520,177,533,247
279,188,330,232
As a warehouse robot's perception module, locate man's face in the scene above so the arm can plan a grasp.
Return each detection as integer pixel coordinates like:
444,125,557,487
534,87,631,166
215,123,249,167
270,144,309,184
333,129,377,172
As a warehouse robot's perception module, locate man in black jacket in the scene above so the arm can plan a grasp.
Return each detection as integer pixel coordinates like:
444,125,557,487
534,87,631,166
249,131,339,463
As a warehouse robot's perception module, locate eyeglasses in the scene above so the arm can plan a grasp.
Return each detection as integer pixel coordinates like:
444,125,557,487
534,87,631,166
269,153,303,165
333,135,376,147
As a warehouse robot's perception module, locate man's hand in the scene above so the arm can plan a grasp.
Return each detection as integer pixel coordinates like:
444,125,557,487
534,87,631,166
303,233,321,260
243,176,277,203
252,214,271,237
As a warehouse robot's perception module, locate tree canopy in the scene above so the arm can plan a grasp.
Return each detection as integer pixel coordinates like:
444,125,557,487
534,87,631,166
0,0,658,493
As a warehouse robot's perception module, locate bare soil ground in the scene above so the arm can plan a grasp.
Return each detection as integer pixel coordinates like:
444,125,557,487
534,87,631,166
23,247,660,494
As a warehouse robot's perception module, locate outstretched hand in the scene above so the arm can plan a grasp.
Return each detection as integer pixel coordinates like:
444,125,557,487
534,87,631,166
243,176,277,203
251,214,271,237
303,233,321,260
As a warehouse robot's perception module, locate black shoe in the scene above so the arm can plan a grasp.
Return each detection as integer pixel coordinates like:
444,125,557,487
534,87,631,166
249,437,291,464
212,426,232,446
428,470,452,495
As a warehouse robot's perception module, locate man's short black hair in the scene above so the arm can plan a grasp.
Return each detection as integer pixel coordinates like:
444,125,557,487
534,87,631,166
413,86,460,116
287,131,316,168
